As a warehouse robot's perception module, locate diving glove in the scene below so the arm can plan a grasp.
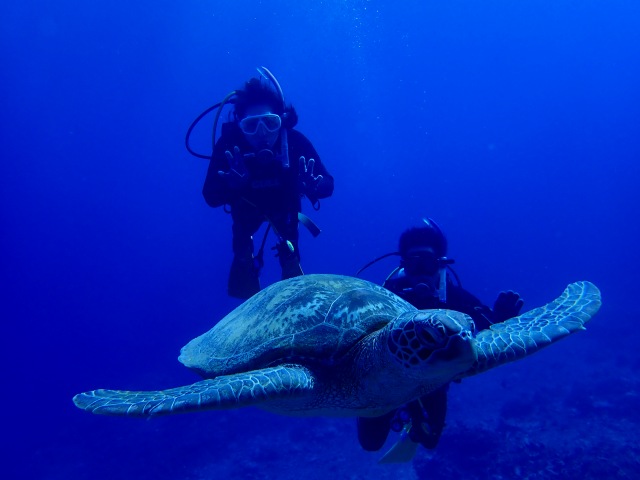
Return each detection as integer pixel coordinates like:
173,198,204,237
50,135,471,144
298,156,323,196
492,290,524,322
218,146,249,190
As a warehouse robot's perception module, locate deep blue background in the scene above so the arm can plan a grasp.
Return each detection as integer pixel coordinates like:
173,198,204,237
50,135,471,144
2,1,639,478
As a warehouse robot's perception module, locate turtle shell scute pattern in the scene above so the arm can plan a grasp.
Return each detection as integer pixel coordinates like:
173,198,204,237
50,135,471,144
179,274,414,377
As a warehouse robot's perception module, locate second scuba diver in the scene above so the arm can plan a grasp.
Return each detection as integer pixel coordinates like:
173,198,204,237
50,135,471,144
357,218,524,458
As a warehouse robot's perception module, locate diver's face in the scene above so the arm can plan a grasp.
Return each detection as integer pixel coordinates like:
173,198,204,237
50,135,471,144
240,104,281,150
402,247,440,283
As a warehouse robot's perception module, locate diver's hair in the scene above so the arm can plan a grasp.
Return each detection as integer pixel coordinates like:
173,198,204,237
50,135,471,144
234,77,298,128
398,225,448,258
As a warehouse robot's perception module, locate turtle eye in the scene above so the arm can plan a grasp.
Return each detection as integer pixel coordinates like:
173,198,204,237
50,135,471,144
415,323,440,348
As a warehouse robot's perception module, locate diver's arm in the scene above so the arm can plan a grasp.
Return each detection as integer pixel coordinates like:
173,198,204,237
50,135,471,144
202,128,243,208
309,151,334,200
314,165,334,199
202,158,232,208
447,285,495,330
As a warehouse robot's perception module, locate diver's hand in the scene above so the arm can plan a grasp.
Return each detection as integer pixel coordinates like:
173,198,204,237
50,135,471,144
218,146,249,190
299,156,323,195
492,291,524,322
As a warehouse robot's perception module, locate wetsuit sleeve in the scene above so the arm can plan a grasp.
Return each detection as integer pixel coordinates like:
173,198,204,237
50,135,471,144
313,158,334,200
202,125,240,208
447,285,494,330
290,130,334,201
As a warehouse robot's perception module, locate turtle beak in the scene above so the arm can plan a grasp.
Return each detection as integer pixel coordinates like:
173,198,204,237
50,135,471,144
420,310,477,370
424,330,477,370
388,310,476,371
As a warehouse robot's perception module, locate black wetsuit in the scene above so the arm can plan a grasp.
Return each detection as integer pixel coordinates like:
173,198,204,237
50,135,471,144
203,122,333,298
357,272,494,451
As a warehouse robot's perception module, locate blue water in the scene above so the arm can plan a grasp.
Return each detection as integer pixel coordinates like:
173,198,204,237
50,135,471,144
3,1,639,478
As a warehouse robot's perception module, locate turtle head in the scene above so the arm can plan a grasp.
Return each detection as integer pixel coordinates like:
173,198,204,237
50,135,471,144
387,310,477,380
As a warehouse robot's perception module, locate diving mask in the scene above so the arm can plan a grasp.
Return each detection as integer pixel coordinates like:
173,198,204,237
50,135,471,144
401,250,453,303
403,250,440,277
239,113,282,135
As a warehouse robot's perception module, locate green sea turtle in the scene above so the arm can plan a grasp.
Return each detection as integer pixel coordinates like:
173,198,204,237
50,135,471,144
73,274,601,418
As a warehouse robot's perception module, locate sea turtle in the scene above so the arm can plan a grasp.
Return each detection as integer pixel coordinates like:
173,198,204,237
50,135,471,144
73,274,601,418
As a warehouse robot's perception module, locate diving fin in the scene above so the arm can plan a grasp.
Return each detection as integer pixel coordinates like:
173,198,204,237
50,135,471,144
378,422,419,464
298,212,321,237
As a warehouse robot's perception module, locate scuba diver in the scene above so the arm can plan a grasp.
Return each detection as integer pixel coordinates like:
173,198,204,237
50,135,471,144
356,218,524,461
187,67,334,299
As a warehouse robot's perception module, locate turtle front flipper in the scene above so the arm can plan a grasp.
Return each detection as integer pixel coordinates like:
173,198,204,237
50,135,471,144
73,364,314,417
461,281,601,377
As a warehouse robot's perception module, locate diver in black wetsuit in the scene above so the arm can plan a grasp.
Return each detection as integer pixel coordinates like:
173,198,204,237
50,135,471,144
357,218,524,452
196,68,334,299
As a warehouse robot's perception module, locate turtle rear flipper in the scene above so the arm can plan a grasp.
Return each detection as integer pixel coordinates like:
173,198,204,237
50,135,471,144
462,281,601,377
73,365,314,417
